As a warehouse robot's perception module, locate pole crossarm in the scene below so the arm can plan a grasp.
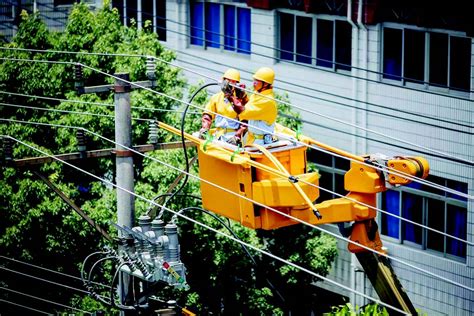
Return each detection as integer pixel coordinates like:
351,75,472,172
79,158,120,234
11,142,196,167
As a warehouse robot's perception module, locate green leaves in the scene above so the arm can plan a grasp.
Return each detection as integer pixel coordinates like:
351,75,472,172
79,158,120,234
329,303,389,316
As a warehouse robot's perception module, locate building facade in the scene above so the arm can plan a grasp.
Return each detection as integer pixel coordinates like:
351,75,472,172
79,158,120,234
163,2,473,314
1,1,473,315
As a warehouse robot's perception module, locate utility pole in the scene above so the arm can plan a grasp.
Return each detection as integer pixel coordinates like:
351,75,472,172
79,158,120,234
114,73,135,314
114,73,134,233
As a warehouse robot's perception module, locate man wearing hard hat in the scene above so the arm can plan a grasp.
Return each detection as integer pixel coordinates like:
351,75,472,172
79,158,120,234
229,67,277,145
199,68,248,144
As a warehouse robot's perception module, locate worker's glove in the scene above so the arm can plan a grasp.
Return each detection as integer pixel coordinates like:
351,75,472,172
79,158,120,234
229,96,245,114
198,128,209,139
234,83,247,100
227,135,242,146
235,121,248,139
197,113,213,139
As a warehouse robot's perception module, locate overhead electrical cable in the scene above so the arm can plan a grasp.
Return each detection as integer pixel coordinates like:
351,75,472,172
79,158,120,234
0,255,110,289
0,286,93,315
2,55,472,166
0,89,470,166
0,298,52,315
2,127,472,292
0,135,412,315
147,16,474,97
1,46,471,128
0,90,201,115
0,266,106,297
4,117,470,246
0,101,152,122
72,60,474,174
9,117,472,248
2,65,472,191
173,49,474,130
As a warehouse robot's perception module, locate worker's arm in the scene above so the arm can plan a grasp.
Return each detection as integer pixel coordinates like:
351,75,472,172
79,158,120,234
238,96,277,124
199,94,218,138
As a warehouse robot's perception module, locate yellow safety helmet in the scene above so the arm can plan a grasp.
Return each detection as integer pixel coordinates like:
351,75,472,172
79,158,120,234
223,68,240,82
253,67,275,85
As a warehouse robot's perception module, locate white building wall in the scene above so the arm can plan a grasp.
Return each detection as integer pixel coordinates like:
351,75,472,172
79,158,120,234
163,2,474,314
1,0,471,314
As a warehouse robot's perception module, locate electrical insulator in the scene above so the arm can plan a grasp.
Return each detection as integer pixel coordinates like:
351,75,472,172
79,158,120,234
74,64,85,94
138,215,152,233
74,64,83,81
135,256,152,280
146,57,156,81
76,129,86,158
165,223,180,263
148,120,159,144
151,219,165,238
3,138,13,161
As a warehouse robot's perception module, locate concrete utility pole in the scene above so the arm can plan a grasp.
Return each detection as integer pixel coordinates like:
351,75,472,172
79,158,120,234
113,73,135,315
114,73,134,234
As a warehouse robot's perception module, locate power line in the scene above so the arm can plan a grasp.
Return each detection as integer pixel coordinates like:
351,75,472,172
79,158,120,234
0,134,411,315
0,298,53,315
0,56,70,65
0,101,152,122
3,73,471,195
0,255,110,289
5,117,471,244
2,54,472,166
155,14,474,97
2,126,472,292
2,46,471,128
73,60,474,168
8,0,470,102
1,88,470,166
0,265,103,297
0,90,202,115
172,49,474,130
0,286,93,315
4,117,471,251
2,60,471,227
3,83,470,204
3,100,471,206
281,113,473,166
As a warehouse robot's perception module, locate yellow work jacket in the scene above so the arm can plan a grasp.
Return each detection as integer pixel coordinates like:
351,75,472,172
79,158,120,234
238,89,277,125
204,92,239,124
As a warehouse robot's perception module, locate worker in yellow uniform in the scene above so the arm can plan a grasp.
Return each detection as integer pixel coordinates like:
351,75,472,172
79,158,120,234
198,68,247,145
229,67,277,146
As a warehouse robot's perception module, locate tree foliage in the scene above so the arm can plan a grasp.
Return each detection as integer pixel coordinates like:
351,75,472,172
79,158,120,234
0,2,338,315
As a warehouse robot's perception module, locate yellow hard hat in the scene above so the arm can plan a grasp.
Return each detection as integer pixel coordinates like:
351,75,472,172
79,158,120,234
253,67,275,85
223,68,240,82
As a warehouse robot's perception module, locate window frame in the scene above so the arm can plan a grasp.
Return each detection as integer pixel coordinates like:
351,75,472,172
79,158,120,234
277,9,352,72
189,1,251,56
308,150,350,202
54,0,80,6
378,178,468,262
381,23,472,95
0,2,15,21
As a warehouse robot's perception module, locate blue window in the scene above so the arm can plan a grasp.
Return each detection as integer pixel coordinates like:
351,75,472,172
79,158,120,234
279,13,295,61
317,19,333,68
190,2,204,46
190,2,251,55
236,7,250,54
383,27,471,92
307,150,349,203
224,5,236,50
279,13,351,70
205,3,220,48
383,28,402,80
380,176,467,260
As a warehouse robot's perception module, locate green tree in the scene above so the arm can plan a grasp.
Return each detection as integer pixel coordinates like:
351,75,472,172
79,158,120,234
0,2,338,315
